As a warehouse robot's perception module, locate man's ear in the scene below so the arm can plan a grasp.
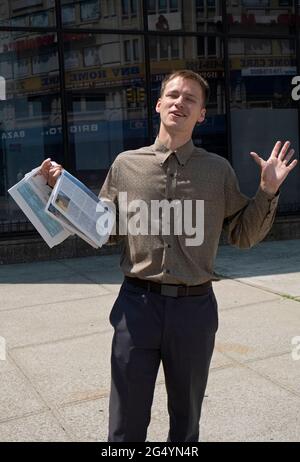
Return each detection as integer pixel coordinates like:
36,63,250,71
197,108,206,123
156,98,161,114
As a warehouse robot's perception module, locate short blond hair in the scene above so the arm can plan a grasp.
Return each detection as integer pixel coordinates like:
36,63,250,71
160,70,210,106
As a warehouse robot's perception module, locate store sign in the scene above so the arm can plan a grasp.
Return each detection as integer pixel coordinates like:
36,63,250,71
227,13,300,25
43,124,99,136
3,34,55,52
240,58,296,68
1,130,25,140
242,66,296,76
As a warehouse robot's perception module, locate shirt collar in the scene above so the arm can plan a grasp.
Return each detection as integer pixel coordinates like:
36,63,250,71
153,137,195,166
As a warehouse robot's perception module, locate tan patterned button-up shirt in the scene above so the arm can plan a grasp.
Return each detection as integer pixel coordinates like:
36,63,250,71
99,138,279,285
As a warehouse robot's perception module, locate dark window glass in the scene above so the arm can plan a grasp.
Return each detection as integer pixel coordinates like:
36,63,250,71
150,36,227,157
61,0,143,30
0,0,56,27
0,31,62,235
229,38,300,213
197,37,205,56
147,0,222,32
227,0,295,34
124,40,131,62
63,34,148,193
122,0,129,15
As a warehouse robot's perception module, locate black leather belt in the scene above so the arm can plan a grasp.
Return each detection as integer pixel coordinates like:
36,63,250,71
125,276,212,297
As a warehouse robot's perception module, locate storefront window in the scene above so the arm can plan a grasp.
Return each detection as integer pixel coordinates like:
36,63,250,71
63,33,148,193
0,31,62,233
229,37,300,213
61,0,143,30
0,0,56,27
150,35,227,156
147,0,223,32
226,0,296,34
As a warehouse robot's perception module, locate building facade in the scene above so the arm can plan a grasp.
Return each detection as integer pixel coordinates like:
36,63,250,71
0,0,299,262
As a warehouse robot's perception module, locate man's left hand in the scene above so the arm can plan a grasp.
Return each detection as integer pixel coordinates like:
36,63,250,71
250,140,298,195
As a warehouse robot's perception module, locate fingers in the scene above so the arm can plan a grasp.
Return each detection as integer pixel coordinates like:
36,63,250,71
39,158,52,178
278,141,291,161
282,149,295,165
250,152,264,167
48,164,62,187
271,141,282,158
286,158,298,172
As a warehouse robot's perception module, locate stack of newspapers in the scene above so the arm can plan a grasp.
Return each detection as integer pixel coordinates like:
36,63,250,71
8,166,115,248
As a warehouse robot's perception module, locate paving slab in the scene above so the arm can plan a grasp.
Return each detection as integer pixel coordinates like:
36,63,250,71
212,278,280,311
215,297,300,362
248,352,300,397
0,412,71,442
0,360,47,422
0,274,111,312
10,330,114,407
0,260,76,284
198,365,300,442
0,293,116,348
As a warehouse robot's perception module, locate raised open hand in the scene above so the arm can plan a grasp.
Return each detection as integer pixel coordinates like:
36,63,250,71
250,141,298,195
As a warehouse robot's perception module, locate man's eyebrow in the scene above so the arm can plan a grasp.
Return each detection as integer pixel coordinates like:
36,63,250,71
166,90,198,99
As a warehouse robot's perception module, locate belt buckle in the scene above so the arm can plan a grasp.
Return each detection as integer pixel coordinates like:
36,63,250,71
161,284,179,297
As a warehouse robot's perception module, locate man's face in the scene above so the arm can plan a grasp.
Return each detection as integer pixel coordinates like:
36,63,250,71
156,76,206,135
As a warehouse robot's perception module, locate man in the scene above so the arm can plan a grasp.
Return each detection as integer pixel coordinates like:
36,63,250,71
41,70,297,442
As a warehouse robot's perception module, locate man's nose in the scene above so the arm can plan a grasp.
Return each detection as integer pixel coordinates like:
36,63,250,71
174,96,184,107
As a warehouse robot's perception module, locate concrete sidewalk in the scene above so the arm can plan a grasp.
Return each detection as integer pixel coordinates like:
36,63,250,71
0,239,299,442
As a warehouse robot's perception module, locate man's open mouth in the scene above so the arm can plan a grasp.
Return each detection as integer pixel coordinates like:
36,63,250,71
170,112,186,118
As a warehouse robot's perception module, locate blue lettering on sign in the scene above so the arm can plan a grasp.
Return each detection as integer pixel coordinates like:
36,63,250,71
70,70,107,82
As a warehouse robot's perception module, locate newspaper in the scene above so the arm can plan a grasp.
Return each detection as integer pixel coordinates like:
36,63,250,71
46,170,114,248
8,166,115,249
8,168,71,248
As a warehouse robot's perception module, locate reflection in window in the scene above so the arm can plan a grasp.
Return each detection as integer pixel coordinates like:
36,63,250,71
229,37,300,213
230,38,297,110
124,40,131,62
84,47,101,67
150,36,226,155
62,5,76,24
30,12,49,27
64,50,81,70
122,0,130,15
227,0,295,34
0,1,55,27
160,37,169,59
0,32,62,233
13,59,30,78
61,0,142,29
158,0,168,12
63,33,147,192
32,52,58,75
150,36,182,60
80,0,100,21
197,36,218,57
124,38,140,62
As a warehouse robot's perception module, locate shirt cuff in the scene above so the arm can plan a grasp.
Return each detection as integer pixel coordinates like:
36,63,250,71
256,186,280,203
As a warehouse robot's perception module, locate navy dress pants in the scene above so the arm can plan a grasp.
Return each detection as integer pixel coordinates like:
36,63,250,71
108,278,218,442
